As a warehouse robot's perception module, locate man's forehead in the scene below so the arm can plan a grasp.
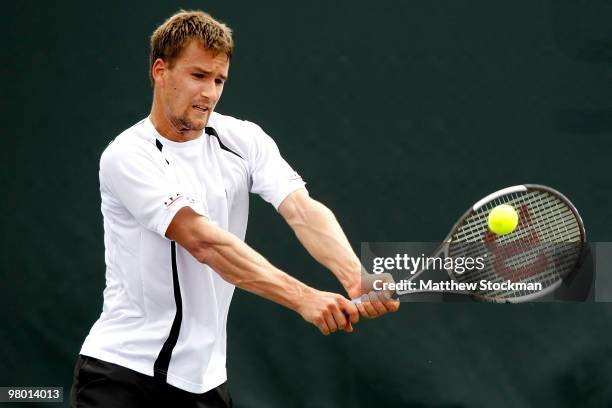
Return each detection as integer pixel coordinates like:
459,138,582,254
179,40,229,65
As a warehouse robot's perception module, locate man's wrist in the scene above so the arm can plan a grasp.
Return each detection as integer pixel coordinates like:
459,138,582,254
343,263,372,297
291,285,318,318
344,272,364,299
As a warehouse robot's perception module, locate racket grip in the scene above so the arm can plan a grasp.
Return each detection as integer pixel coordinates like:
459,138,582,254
351,292,398,304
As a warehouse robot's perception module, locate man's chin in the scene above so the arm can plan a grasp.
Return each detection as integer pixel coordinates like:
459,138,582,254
191,115,209,130
181,117,207,132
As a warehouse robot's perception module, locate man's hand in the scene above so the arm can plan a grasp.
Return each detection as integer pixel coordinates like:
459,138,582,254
296,288,360,335
347,272,400,319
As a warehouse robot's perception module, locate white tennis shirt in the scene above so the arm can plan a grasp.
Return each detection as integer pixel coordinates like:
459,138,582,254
80,112,306,393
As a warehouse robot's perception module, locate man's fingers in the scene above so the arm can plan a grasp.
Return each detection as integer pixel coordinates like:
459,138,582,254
330,306,347,331
324,314,338,334
343,321,353,333
355,302,368,318
359,291,401,317
316,318,331,335
360,293,379,318
303,291,364,335
337,299,359,332
369,292,388,315
344,300,360,324
366,291,388,315
381,293,400,312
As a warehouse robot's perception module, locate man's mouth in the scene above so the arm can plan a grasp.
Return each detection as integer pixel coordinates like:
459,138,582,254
193,105,209,113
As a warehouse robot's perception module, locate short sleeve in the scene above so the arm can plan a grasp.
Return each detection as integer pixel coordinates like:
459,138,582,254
248,124,307,209
100,141,208,237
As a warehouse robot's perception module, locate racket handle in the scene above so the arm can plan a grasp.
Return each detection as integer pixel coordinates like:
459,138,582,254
351,292,398,304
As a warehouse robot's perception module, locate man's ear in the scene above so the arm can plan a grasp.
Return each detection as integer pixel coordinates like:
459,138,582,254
151,58,167,86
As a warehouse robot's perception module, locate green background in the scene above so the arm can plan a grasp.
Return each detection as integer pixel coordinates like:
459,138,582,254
3,1,612,407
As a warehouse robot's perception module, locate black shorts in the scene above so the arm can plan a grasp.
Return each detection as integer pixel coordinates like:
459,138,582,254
70,355,232,408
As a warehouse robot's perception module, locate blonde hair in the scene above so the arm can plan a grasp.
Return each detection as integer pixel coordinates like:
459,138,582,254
149,10,234,86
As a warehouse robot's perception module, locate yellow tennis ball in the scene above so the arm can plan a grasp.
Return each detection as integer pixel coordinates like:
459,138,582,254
487,204,519,235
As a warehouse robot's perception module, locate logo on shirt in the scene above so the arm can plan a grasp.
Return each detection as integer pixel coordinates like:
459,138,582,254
164,193,195,208
164,193,184,208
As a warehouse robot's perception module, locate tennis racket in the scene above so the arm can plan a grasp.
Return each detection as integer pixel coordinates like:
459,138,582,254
355,184,586,303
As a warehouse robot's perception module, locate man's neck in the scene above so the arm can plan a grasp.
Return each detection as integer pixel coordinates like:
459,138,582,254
149,103,203,143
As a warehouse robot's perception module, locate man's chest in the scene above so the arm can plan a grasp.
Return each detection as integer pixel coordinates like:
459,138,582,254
166,144,250,223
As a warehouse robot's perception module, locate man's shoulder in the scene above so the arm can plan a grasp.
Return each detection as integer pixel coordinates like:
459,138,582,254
101,118,159,164
104,118,156,153
208,112,273,154
209,111,262,136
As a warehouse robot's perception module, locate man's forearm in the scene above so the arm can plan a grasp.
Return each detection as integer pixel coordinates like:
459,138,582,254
166,206,360,334
279,191,362,297
167,208,312,313
198,223,312,311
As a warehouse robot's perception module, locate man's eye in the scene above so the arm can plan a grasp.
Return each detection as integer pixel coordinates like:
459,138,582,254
192,73,205,79
215,79,225,85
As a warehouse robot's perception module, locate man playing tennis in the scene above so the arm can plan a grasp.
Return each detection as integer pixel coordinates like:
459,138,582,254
71,10,398,407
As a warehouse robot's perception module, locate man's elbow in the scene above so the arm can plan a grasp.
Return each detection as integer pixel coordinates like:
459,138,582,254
167,208,224,264
186,237,234,268
282,193,332,228
183,239,215,264
167,224,212,264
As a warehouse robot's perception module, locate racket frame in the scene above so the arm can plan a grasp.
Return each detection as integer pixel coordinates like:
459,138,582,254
356,184,586,304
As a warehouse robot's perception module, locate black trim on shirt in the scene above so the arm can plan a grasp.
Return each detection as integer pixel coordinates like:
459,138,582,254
155,139,169,164
153,241,183,382
205,127,244,160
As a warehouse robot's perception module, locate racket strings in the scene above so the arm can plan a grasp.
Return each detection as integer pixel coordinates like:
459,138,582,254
447,189,582,301
455,191,577,242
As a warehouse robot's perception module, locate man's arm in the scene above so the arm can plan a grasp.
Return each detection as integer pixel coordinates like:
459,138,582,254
166,206,359,335
278,189,399,318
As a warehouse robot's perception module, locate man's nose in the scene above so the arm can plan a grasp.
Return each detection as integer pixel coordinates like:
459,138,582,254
200,79,218,102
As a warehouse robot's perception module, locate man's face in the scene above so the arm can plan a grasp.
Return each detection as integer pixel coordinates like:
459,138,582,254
156,40,229,132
